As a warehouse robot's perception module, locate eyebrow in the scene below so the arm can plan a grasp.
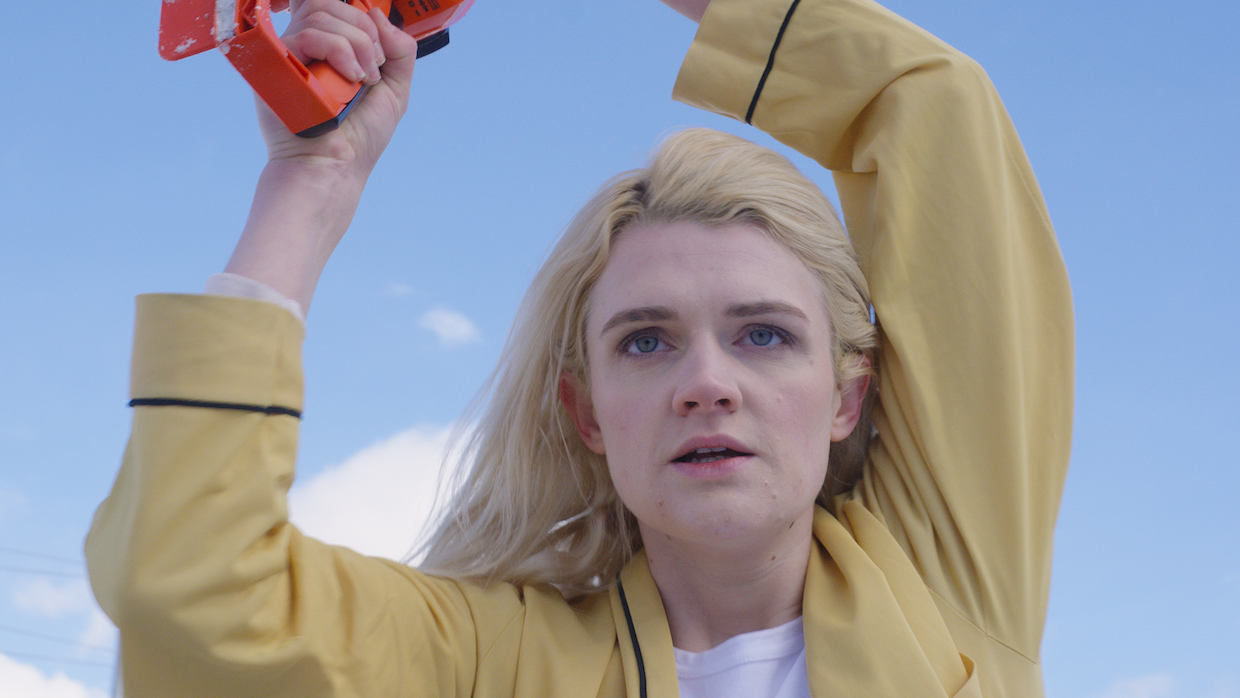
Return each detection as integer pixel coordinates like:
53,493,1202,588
725,301,810,322
599,306,677,336
598,301,810,336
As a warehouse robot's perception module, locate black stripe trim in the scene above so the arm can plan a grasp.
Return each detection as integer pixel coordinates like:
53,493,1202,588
128,398,302,419
745,0,803,124
616,576,647,698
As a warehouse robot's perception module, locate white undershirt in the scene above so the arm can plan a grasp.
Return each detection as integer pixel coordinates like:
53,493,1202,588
674,617,810,698
204,273,306,323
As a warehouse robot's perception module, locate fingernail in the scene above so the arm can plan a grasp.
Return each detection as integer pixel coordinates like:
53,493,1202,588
351,62,368,82
374,41,386,66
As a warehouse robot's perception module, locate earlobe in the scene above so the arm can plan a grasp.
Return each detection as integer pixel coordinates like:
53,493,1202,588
559,372,606,455
830,356,872,442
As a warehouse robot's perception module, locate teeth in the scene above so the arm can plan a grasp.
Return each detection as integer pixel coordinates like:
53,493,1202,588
675,446,745,463
680,446,736,463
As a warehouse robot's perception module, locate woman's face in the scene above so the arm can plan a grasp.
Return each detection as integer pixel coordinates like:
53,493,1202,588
566,221,864,551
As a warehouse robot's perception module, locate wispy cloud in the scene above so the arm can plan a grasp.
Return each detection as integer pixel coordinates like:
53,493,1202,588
0,653,108,698
11,576,117,657
418,307,481,347
78,608,117,653
383,282,415,298
288,424,465,561
1099,673,1175,698
13,579,91,617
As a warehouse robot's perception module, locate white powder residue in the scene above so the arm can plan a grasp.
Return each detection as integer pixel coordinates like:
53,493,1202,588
173,37,197,54
214,0,237,42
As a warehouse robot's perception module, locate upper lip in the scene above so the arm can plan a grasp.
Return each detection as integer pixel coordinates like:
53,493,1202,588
670,435,754,463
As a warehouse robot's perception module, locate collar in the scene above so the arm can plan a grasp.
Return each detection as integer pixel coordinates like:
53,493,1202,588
608,506,977,697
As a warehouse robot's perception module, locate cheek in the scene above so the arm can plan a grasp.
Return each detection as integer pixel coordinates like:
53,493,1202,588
596,399,661,471
776,378,839,471
591,362,666,437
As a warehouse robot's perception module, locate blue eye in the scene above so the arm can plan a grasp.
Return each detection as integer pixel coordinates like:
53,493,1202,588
624,333,665,354
634,336,660,353
748,328,776,346
740,326,792,348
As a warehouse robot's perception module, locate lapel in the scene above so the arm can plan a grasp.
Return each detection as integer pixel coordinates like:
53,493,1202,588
803,504,974,696
610,551,680,698
607,506,977,698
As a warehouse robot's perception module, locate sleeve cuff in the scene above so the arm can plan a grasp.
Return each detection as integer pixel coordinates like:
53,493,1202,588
131,294,306,414
672,0,795,122
205,273,306,324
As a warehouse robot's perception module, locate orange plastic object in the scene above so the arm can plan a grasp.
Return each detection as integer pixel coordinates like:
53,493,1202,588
159,0,476,136
398,0,475,39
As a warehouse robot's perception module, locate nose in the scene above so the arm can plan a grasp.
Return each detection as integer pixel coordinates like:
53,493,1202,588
672,341,742,417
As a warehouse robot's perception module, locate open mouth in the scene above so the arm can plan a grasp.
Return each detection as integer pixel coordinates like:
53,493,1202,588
673,447,751,464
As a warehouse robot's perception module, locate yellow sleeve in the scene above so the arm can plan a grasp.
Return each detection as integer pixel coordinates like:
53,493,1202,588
674,0,1074,660
85,295,499,698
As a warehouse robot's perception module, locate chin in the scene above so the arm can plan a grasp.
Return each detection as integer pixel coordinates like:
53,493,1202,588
643,498,808,547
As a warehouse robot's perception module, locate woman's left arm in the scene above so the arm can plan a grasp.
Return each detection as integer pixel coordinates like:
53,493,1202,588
672,0,1073,661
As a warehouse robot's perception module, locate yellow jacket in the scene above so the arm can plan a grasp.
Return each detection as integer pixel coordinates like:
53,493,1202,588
86,0,1072,696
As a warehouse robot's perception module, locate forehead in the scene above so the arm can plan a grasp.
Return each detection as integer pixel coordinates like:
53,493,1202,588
588,221,828,329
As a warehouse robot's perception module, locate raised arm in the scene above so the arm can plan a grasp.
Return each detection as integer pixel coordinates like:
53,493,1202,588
84,5,494,697
223,0,417,312
672,0,1073,665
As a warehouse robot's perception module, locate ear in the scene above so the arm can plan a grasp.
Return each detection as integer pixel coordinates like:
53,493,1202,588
830,356,872,442
559,372,606,455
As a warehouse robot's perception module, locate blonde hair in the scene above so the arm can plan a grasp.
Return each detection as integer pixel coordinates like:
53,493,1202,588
417,128,877,597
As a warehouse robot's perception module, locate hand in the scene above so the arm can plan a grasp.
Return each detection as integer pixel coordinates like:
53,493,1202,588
658,0,711,22
257,0,419,180
223,0,418,312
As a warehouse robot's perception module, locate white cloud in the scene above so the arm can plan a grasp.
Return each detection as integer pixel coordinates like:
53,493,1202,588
13,579,91,617
1099,673,1175,698
418,307,481,347
288,425,463,561
383,282,414,297
11,577,116,656
0,653,108,698
78,608,117,654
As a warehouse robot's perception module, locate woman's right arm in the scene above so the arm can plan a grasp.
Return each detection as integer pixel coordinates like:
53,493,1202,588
85,5,492,696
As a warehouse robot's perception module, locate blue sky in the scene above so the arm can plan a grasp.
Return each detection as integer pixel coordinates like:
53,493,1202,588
1,0,1237,696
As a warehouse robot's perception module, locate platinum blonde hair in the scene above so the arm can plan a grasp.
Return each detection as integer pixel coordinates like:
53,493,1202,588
418,128,877,597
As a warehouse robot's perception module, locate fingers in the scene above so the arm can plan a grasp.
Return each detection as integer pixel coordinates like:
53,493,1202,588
282,0,386,84
370,8,418,81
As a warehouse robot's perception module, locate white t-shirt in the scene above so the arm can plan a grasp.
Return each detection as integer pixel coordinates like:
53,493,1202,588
675,617,810,698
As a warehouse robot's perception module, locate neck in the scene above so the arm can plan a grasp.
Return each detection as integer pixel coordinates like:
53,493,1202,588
641,511,814,652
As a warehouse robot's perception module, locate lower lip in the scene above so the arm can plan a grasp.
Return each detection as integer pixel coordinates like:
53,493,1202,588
672,455,751,478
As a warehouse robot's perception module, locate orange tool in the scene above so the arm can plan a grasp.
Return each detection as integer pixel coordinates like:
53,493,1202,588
160,0,475,137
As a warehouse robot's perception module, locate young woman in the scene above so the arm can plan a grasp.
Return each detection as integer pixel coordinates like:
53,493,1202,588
86,0,1073,696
